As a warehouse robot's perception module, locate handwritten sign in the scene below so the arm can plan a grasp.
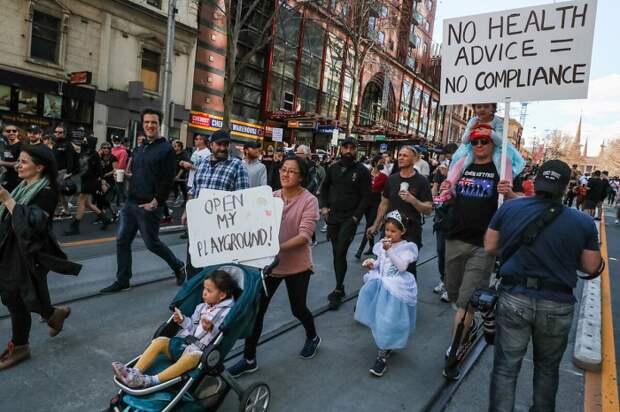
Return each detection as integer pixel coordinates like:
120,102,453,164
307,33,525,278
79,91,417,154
186,186,283,267
440,0,597,104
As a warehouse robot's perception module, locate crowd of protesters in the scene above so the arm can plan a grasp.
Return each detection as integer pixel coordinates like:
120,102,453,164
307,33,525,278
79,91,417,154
0,106,610,412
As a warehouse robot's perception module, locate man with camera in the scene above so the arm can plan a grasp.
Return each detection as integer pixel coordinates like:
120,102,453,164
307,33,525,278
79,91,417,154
484,160,603,412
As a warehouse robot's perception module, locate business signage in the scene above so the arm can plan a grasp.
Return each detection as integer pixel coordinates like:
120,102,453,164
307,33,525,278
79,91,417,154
287,120,317,129
190,111,263,140
68,71,92,85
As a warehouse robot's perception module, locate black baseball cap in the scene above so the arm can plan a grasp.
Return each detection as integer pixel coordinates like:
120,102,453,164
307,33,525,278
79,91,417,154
243,140,262,149
534,160,571,196
28,125,42,133
340,137,358,147
210,129,231,143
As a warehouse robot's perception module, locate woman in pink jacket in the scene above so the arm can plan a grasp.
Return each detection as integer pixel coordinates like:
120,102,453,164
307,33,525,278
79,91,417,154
228,155,321,377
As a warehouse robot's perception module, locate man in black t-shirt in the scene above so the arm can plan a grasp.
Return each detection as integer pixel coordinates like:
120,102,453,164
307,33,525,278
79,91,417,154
583,170,603,217
0,124,22,192
439,118,520,380
367,146,433,274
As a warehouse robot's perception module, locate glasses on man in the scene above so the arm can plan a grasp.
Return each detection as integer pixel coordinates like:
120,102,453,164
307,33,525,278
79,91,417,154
471,139,491,146
279,168,300,175
54,130,64,134
5,129,18,133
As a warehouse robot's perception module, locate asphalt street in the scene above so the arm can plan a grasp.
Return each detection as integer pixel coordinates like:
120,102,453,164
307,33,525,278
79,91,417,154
0,207,615,411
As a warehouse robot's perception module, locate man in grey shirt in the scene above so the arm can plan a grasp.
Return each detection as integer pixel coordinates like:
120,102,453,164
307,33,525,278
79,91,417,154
243,141,267,187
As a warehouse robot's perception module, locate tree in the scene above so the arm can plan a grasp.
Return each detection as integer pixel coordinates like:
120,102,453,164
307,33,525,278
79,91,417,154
206,0,316,130
543,129,572,161
600,138,620,176
315,0,398,137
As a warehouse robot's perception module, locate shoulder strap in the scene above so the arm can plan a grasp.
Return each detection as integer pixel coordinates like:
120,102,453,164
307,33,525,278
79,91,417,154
500,202,564,268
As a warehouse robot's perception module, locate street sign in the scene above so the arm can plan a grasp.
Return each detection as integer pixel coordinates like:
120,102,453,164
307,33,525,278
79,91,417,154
380,143,388,152
440,0,597,105
272,127,283,142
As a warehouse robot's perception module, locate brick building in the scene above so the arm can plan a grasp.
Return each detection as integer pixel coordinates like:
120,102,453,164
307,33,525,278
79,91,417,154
189,0,444,155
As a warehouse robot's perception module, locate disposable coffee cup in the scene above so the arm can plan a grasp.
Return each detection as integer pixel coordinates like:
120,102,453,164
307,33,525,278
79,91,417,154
399,182,409,192
115,169,125,182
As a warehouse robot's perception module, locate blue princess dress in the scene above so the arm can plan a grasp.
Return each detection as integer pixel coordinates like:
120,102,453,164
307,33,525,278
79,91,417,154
354,241,418,350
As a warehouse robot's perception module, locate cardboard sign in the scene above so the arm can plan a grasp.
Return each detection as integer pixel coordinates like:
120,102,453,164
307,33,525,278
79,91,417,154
186,186,283,267
441,0,597,104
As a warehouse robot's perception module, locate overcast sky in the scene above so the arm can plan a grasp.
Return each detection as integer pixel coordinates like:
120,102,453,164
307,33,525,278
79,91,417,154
433,0,619,156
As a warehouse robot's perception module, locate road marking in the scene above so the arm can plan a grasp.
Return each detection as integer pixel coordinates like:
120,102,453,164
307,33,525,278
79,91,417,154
585,212,619,412
610,257,617,261
60,237,116,248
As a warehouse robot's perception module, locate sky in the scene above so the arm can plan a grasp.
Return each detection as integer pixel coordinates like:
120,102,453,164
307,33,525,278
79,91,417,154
433,0,620,156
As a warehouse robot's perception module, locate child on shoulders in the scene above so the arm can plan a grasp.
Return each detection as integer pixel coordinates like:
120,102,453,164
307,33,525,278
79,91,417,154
355,210,418,377
112,270,241,388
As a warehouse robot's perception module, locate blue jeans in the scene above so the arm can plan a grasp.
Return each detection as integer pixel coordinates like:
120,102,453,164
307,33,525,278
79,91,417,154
489,290,574,412
116,200,183,285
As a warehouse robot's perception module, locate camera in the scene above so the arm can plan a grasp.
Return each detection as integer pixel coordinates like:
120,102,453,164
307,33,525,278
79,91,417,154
470,287,498,344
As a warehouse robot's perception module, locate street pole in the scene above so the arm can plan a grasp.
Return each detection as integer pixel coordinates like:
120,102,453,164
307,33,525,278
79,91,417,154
161,0,177,138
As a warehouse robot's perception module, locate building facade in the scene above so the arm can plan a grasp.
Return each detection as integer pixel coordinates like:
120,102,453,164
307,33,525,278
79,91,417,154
190,0,444,155
0,0,198,144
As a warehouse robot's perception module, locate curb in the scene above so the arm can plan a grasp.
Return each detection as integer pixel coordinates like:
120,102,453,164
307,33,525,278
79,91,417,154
573,275,602,371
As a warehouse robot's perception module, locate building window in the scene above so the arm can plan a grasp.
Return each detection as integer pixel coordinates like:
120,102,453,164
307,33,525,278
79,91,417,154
399,81,412,132
141,49,161,92
18,90,39,115
298,21,324,113
146,0,162,8
380,5,388,17
30,11,60,62
377,31,385,45
321,34,343,119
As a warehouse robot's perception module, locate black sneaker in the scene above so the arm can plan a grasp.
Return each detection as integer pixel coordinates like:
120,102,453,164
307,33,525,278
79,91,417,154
174,264,186,286
370,357,387,377
99,282,130,294
227,358,258,378
299,336,321,359
442,365,461,380
328,289,345,310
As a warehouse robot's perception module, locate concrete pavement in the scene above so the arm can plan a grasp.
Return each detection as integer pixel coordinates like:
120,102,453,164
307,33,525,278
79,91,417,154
0,213,600,411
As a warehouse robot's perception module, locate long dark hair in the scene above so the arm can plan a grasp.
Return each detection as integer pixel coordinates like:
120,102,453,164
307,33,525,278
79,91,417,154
21,144,58,193
209,270,242,300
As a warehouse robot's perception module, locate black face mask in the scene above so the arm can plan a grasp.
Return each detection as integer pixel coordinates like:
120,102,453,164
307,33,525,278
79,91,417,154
341,153,355,165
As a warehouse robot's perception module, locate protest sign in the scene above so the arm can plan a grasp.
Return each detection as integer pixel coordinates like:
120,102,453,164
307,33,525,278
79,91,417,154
441,0,597,105
272,127,283,142
187,186,283,267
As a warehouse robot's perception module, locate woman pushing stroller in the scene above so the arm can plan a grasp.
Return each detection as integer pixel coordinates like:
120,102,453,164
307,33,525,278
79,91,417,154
112,270,240,388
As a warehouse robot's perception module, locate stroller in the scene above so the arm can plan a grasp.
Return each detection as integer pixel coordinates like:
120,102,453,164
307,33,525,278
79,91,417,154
108,259,278,412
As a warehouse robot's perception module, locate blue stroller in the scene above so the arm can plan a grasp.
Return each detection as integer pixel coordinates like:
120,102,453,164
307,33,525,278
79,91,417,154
108,259,278,412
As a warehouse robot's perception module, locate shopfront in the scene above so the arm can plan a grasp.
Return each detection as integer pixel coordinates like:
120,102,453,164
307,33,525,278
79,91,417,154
0,69,94,137
189,111,264,148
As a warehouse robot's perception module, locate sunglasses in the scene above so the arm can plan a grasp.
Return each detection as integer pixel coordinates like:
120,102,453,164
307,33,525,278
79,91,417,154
471,139,491,146
5,129,18,133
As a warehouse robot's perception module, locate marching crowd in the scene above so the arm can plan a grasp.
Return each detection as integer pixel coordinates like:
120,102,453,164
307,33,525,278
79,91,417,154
0,104,608,411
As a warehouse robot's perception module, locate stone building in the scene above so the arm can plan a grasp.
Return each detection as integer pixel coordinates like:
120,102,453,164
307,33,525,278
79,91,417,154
0,0,198,144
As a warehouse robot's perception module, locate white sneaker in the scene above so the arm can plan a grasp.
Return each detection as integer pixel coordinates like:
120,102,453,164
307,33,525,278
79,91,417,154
615,219,619,224
440,291,450,302
433,281,446,294
320,224,328,233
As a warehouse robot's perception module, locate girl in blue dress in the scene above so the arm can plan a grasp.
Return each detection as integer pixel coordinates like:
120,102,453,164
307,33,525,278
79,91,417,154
354,210,418,377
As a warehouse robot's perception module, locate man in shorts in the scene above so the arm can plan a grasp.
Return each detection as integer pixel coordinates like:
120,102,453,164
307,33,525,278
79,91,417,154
439,103,520,379
583,170,603,218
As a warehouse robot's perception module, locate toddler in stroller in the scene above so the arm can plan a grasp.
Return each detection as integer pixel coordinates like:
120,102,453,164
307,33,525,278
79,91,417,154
109,260,277,412
112,270,240,388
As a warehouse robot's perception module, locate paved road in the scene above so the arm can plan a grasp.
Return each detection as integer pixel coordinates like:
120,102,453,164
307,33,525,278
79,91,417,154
0,210,600,411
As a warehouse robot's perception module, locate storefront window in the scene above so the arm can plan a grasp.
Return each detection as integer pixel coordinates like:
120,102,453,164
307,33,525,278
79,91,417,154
410,86,422,132
0,85,10,111
43,94,62,118
419,92,430,135
18,90,38,115
399,80,412,132
63,97,92,124
428,98,438,140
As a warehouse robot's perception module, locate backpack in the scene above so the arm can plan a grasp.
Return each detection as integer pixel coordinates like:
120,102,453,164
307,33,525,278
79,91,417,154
305,163,320,194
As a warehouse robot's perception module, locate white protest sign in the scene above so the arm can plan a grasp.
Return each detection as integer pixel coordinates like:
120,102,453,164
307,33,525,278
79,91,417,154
187,186,283,267
441,0,597,105
272,127,283,142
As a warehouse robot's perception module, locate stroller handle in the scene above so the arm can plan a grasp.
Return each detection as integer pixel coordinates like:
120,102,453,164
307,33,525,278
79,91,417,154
262,257,280,276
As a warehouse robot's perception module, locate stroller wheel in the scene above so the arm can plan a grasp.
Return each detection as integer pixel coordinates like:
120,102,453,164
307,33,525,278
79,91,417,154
239,382,270,412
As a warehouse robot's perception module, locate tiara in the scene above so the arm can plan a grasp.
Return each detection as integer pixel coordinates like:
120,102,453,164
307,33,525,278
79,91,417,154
385,210,404,226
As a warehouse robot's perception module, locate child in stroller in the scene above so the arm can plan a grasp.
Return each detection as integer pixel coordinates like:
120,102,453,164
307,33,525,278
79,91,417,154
112,270,240,388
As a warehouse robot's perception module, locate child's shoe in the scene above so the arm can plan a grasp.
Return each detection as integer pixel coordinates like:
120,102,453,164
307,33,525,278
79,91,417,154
112,362,141,382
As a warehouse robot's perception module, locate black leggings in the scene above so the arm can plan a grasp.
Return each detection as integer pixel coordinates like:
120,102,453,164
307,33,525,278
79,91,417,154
244,271,317,360
2,291,53,345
